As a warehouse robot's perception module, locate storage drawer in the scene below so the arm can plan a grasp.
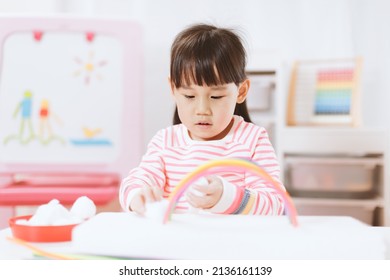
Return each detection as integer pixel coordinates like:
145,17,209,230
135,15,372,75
285,156,381,199
294,201,377,225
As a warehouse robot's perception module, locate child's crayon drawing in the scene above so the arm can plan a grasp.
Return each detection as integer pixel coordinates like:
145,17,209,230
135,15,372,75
73,50,107,85
70,126,112,146
3,91,65,146
38,98,65,145
0,30,123,163
3,90,36,145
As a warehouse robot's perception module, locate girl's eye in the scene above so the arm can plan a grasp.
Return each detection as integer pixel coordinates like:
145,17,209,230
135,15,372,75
184,95,195,99
211,96,224,99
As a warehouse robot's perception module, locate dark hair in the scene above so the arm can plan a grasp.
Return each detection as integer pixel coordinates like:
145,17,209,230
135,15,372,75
170,23,251,124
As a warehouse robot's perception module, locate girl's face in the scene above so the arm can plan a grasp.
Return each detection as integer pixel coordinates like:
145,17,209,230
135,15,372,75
170,80,249,141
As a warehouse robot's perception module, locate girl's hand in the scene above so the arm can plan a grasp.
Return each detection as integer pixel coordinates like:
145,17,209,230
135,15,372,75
129,186,163,215
186,176,223,209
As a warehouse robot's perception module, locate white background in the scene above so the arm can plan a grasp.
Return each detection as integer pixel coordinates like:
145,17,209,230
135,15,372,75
0,0,389,148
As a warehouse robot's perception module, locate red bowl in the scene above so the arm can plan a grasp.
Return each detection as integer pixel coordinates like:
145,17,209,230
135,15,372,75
9,215,79,242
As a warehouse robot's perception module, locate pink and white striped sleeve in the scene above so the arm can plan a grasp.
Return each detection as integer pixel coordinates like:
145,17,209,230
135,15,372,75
207,127,285,216
243,128,285,215
119,130,166,212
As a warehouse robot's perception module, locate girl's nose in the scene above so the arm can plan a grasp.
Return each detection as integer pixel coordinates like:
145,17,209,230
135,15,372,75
195,98,211,115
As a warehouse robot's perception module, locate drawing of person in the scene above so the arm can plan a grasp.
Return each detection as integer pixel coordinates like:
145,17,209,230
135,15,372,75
3,90,36,145
38,98,65,145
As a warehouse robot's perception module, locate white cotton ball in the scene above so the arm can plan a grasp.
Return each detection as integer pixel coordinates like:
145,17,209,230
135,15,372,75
186,177,208,214
52,216,83,226
70,196,96,220
15,219,29,225
49,203,73,224
28,204,55,225
144,200,169,221
48,199,60,206
28,199,72,226
188,177,208,197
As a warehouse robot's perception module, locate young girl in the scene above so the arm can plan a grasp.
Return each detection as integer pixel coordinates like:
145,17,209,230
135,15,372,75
119,23,285,216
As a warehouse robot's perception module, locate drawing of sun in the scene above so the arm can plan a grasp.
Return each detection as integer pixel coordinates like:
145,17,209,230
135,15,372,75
73,50,107,85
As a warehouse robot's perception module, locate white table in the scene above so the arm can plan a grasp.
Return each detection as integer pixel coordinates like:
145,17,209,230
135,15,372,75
1,213,390,260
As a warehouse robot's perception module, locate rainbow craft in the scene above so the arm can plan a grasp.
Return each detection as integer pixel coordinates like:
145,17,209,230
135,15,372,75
314,68,355,115
163,158,299,227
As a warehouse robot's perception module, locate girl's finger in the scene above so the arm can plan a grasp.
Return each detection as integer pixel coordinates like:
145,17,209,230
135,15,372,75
151,186,163,201
142,187,155,203
187,191,211,209
185,192,196,207
130,195,146,215
197,176,220,195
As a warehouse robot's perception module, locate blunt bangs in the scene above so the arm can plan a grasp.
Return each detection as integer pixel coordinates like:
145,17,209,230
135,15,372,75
170,25,247,88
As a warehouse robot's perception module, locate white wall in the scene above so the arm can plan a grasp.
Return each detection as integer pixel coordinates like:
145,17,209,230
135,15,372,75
350,0,390,127
0,0,62,13
1,0,389,145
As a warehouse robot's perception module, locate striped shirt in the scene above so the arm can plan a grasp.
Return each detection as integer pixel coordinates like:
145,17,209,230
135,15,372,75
119,115,285,215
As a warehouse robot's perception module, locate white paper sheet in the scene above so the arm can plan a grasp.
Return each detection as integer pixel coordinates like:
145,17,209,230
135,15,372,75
71,212,386,260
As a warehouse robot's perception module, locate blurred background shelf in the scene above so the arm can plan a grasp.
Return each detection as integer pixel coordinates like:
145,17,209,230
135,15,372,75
278,127,388,226
292,197,384,226
246,56,389,226
279,127,387,155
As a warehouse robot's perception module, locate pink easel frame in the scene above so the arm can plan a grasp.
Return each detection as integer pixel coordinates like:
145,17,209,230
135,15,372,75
0,16,143,213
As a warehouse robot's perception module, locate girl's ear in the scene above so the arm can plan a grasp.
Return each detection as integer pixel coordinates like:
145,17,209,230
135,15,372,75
237,79,250,104
168,77,174,95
